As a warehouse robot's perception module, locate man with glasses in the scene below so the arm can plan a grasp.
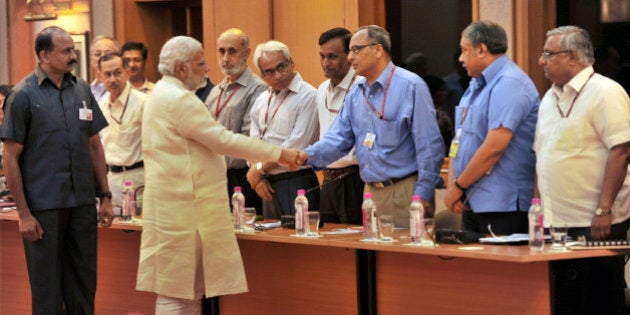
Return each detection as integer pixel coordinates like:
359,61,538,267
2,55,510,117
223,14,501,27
247,40,320,218
89,36,120,104
98,52,146,206
303,25,444,227
205,28,267,215
121,41,155,94
315,27,364,225
443,21,539,235
535,26,630,313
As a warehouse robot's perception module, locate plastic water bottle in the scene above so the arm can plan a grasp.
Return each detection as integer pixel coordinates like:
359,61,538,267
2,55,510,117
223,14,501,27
362,193,377,241
121,180,134,222
294,189,309,236
528,197,544,251
232,186,245,231
409,195,425,244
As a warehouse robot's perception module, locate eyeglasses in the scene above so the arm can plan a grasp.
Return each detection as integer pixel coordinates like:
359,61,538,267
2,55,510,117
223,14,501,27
349,43,379,54
261,60,290,77
541,50,572,60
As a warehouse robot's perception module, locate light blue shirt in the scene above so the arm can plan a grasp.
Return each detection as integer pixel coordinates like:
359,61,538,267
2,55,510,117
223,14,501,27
453,55,539,213
305,62,444,200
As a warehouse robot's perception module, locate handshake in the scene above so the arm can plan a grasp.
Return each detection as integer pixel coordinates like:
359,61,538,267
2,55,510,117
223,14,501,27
278,148,308,170
247,148,309,201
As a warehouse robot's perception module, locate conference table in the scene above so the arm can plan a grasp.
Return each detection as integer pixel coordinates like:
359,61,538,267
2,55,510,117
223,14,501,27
1,211,627,314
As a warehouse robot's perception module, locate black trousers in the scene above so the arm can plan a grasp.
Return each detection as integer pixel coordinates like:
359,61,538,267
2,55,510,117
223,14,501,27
227,167,262,215
24,205,97,315
264,169,320,218
319,171,364,225
462,209,528,235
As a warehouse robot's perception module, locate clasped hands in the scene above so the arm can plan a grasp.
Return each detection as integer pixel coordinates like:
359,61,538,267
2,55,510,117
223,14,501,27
247,149,308,201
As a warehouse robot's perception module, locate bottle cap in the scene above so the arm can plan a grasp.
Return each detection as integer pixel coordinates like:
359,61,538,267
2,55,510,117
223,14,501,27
412,195,421,201
234,186,242,192
364,192,372,199
124,180,132,186
532,197,540,205
297,189,305,195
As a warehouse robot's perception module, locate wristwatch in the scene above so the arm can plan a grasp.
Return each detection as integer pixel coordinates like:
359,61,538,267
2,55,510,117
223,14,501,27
594,207,611,216
101,191,113,200
256,162,265,174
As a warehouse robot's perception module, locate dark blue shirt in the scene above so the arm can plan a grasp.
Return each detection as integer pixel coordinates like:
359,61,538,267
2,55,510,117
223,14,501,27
0,65,108,211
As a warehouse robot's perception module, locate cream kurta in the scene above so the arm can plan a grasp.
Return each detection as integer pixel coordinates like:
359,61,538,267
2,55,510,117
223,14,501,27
136,75,281,299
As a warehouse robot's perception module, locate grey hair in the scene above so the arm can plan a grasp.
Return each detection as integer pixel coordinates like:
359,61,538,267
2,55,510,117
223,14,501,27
90,35,120,54
461,21,508,55
218,28,250,50
158,36,203,76
356,25,391,56
546,26,594,66
253,40,291,73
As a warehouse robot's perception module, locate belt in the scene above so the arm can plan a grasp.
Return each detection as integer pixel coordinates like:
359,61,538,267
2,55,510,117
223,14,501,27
265,168,314,183
367,171,418,189
323,165,359,181
108,161,144,173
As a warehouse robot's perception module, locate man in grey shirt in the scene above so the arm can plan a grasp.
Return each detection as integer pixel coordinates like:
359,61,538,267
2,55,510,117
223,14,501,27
205,28,267,214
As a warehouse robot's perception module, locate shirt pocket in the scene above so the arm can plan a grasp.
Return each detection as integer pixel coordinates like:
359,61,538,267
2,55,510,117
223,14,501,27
549,119,583,152
376,119,406,147
272,108,295,138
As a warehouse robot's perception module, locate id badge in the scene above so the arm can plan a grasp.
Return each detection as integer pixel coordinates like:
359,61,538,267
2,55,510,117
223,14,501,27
363,132,376,149
448,128,462,158
79,108,93,121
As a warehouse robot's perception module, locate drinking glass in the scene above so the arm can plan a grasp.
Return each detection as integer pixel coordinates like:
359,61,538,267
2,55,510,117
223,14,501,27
550,225,568,251
378,214,394,241
242,207,257,233
307,211,320,237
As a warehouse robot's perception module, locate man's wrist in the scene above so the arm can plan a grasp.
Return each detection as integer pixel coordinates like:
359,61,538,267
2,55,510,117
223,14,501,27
100,191,112,200
454,178,467,191
594,207,611,216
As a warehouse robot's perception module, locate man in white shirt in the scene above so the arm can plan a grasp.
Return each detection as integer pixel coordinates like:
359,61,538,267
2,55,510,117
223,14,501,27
247,40,320,218
536,25,630,314
98,52,146,206
90,36,120,104
316,27,364,224
121,41,155,94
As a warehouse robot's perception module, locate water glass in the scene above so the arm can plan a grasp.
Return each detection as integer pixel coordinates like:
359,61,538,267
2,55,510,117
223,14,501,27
307,211,320,237
242,207,257,232
421,218,435,246
550,225,568,251
378,214,394,241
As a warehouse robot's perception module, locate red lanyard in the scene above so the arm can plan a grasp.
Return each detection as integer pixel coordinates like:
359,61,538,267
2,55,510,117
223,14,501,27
555,72,595,118
325,75,356,113
108,91,131,125
261,90,289,137
361,66,396,119
214,84,241,118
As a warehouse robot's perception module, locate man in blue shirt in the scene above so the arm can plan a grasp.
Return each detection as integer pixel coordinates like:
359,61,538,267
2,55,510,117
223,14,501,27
444,21,540,235
304,25,444,227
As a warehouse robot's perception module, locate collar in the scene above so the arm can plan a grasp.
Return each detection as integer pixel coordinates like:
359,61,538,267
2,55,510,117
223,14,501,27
552,66,595,97
359,61,394,89
161,75,190,91
474,54,509,90
220,67,254,90
109,83,131,105
36,64,76,86
335,68,357,91
286,72,304,94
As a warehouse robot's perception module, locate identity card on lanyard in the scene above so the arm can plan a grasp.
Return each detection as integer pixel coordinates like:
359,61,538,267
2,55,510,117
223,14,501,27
79,100,93,121
449,105,468,158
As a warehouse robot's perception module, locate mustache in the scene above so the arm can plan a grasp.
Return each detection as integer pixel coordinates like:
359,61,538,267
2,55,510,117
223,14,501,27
67,59,77,66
